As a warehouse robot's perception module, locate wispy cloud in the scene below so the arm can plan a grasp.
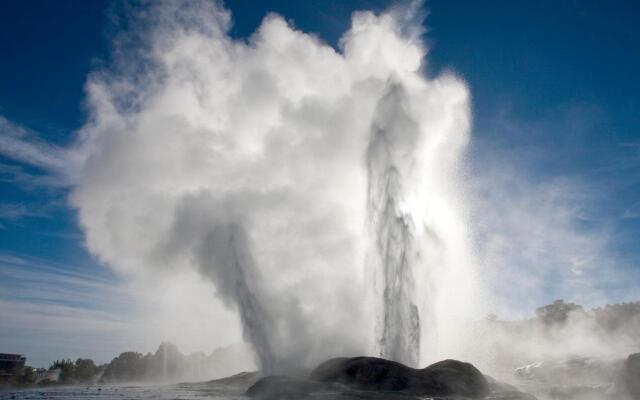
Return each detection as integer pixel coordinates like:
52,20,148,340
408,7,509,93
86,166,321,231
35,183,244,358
0,199,69,230
0,203,40,221
0,254,126,307
0,117,68,171
0,116,79,187
0,253,137,366
0,162,63,189
622,201,640,219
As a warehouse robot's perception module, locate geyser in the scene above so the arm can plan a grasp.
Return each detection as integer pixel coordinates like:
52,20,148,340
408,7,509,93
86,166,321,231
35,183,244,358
367,82,422,367
69,0,481,373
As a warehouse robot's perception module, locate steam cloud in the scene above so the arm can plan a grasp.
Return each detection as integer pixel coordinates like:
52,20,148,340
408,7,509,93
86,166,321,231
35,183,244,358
40,1,481,372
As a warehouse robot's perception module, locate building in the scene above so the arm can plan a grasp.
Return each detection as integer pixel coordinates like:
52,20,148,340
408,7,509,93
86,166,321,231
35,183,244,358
0,353,26,382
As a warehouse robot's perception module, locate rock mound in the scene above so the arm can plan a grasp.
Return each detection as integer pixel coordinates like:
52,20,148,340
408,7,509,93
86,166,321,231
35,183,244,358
247,356,492,398
310,357,414,391
247,356,540,399
310,356,488,397
423,359,490,396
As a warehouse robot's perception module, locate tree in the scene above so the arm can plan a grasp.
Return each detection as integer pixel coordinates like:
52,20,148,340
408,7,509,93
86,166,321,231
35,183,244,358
535,299,583,325
50,359,75,383
101,352,148,383
74,358,98,382
19,367,37,386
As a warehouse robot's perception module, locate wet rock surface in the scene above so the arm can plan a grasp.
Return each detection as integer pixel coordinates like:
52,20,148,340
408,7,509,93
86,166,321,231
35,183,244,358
247,356,535,399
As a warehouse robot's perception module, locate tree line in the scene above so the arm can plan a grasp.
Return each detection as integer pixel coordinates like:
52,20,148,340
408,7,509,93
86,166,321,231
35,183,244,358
6,342,208,387
5,358,100,387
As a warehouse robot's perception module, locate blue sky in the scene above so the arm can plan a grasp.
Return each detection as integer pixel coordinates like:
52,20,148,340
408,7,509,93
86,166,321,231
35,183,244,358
0,0,639,366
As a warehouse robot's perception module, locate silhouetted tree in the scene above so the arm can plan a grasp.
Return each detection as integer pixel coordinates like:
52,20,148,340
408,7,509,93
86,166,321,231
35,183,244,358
19,367,36,386
535,299,583,325
74,358,98,382
50,359,75,383
101,352,148,382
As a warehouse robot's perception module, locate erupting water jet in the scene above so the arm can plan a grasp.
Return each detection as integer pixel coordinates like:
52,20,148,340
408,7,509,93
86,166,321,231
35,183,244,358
367,81,422,367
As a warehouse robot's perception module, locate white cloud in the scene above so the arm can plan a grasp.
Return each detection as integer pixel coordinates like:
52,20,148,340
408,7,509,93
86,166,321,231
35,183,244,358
622,201,640,219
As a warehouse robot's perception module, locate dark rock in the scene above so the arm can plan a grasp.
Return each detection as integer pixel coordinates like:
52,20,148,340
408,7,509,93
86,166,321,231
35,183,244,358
310,356,489,397
247,356,538,399
310,357,414,391
624,353,640,399
423,359,490,397
614,353,640,400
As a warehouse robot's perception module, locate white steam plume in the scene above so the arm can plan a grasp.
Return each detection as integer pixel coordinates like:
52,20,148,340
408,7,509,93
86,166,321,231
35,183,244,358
67,1,481,372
